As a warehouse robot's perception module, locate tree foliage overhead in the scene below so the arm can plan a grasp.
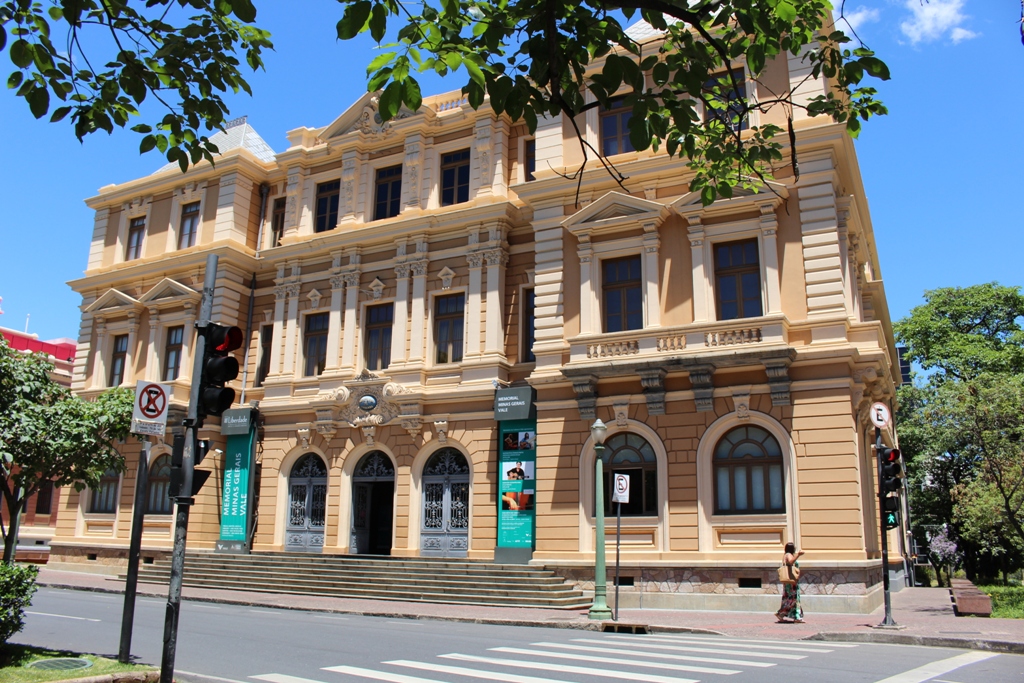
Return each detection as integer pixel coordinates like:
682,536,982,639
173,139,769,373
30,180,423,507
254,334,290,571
338,0,889,202
0,0,272,172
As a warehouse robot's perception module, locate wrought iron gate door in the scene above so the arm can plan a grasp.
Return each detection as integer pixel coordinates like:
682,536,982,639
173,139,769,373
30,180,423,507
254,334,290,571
420,448,470,557
285,454,327,552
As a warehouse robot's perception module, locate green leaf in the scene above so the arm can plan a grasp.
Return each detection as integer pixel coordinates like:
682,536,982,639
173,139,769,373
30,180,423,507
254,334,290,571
140,135,157,153
10,40,33,69
367,52,397,75
47,6,63,21
859,56,891,80
402,77,422,111
49,105,71,122
379,80,402,119
774,1,797,23
463,59,485,88
0,25,6,52
8,72,23,89
337,1,371,40
27,86,49,119
466,80,484,109
231,0,258,23
369,4,388,43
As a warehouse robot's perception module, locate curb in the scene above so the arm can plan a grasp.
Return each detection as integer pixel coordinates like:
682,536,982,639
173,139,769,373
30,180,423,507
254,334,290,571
809,632,1024,655
61,671,159,683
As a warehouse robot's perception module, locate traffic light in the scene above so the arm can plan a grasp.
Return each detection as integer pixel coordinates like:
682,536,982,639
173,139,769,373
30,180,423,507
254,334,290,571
885,508,900,530
168,433,186,499
198,323,243,420
880,446,904,493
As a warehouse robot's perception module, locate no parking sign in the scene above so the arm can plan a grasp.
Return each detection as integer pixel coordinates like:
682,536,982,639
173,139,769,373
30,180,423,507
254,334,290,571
131,381,170,436
612,473,630,504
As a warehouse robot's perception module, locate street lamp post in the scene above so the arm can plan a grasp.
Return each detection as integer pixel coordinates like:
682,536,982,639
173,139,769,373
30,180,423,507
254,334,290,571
589,418,612,620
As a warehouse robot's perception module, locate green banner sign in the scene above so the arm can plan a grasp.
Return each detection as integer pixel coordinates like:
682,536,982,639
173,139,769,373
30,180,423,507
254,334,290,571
497,418,537,548
220,426,256,544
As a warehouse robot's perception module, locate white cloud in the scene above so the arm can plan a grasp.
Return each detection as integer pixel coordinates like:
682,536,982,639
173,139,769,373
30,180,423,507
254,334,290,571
899,0,980,45
841,6,882,35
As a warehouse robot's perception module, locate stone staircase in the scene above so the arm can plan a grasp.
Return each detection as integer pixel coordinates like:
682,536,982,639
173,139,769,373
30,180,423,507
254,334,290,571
131,552,592,610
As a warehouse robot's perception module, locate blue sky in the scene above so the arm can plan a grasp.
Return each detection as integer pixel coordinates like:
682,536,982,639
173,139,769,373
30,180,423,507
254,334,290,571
0,0,1020,342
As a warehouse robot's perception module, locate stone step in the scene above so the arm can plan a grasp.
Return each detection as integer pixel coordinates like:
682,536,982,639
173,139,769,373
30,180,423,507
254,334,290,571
165,556,559,579
180,552,560,575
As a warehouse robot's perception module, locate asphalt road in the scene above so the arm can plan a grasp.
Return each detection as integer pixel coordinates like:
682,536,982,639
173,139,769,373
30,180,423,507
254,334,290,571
15,588,1024,683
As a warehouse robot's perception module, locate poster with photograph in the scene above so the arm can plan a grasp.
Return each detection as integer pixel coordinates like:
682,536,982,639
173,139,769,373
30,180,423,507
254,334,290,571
497,419,536,547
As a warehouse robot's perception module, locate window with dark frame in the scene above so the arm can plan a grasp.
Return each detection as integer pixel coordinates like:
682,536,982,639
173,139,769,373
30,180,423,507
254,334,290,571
374,165,402,220
440,149,471,206
364,303,394,371
702,69,748,131
522,288,536,363
109,334,129,387
146,454,173,515
162,325,184,382
600,98,635,157
597,433,658,517
90,468,119,514
125,217,145,260
602,255,643,333
177,202,200,249
714,238,762,320
35,480,54,516
314,180,340,233
524,139,536,182
434,293,465,365
255,324,273,387
303,313,329,377
713,425,785,515
270,197,286,247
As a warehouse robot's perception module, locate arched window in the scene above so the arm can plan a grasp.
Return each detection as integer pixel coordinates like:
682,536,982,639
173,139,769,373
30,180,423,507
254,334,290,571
146,455,173,515
713,425,785,514
600,433,658,517
90,468,120,514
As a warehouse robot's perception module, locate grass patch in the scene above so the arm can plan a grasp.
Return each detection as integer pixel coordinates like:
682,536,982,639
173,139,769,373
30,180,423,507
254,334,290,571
978,585,1024,619
0,644,156,683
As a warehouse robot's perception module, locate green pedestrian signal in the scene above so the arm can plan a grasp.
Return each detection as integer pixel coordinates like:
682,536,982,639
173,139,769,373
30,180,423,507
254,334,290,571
885,510,899,530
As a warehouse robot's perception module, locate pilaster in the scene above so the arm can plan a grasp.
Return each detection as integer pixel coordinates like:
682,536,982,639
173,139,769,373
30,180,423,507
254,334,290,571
466,252,484,357
214,171,254,243
484,248,507,356
146,309,160,381
391,262,411,365
683,211,709,322
642,219,661,328
759,203,783,315
578,237,596,335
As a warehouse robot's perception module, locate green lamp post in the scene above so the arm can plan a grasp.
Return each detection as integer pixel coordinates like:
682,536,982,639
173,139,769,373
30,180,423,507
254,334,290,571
588,418,612,620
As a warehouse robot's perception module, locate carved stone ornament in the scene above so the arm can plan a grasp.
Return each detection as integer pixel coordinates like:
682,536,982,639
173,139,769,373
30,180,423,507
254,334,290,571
571,375,598,420
402,417,423,439
438,266,456,290
689,364,716,412
361,424,376,447
731,387,751,421
434,418,449,444
613,400,630,427
467,252,484,269
369,278,386,300
763,358,793,406
637,367,667,416
335,373,403,429
297,426,311,449
307,288,323,309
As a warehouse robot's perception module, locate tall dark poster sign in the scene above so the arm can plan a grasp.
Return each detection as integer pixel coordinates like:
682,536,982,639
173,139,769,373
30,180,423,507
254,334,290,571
497,419,536,548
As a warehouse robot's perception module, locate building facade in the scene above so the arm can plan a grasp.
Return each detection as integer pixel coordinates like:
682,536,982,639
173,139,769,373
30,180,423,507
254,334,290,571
52,21,903,612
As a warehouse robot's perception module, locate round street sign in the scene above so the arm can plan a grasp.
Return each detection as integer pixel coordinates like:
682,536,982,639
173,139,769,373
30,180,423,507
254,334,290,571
137,383,168,420
869,402,891,428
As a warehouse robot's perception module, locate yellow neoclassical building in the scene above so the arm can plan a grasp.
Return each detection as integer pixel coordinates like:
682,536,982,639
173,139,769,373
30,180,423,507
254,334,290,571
52,20,904,613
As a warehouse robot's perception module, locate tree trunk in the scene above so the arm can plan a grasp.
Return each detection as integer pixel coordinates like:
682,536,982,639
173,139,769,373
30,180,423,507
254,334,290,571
2,487,23,564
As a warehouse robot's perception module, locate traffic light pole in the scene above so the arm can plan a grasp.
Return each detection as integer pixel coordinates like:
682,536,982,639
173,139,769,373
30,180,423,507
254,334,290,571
875,426,896,627
119,439,149,663
160,254,217,683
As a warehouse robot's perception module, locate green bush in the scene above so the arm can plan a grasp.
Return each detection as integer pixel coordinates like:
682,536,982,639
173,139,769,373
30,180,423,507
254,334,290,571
0,564,38,644
978,585,1024,619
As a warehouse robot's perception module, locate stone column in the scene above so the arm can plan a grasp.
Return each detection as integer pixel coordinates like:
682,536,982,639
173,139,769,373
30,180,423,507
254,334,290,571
684,211,709,322
578,237,596,335
391,263,411,365
403,136,422,209
340,271,361,371
408,260,428,363
123,314,139,386
340,153,358,223
146,308,160,381
466,252,484,357
326,270,345,372
759,203,783,315
642,220,661,328
282,282,301,377
285,167,307,238
180,303,196,374
269,284,287,378
484,248,507,356
93,318,108,390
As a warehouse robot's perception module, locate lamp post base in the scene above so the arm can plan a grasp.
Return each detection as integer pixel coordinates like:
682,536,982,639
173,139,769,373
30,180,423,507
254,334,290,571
588,603,613,620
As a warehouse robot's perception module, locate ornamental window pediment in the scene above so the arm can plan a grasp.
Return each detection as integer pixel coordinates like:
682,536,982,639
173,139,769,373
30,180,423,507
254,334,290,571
85,288,142,316
137,278,200,310
562,191,670,239
671,186,788,221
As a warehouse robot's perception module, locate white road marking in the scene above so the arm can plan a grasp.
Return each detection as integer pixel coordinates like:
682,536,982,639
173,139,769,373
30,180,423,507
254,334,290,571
645,633,858,648
26,611,100,622
248,609,282,615
388,659,582,683
532,641,776,667
178,671,250,683
574,637,806,660
313,615,349,620
441,652,700,683
490,646,740,675
320,666,446,683
871,651,999,683
251,675,330,683
609,633,832,653
187,603,221,610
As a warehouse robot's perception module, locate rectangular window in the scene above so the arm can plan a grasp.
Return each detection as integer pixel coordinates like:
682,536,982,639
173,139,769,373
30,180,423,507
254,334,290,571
374,166,402,220
109,334,129,387
90,469,119,514
524,139,536,182
440,149,471,206
303,313,329,377
434,293,465,365
35,480,54,516
270,197,286,247
125,217,145,261
255,324,273,387
162,326,184,382
522,288,536,363
365,304,394,371
714,239,762,320
177,202,200,250
703,69,748,131
600,98,635,157
602,255,643,333
314,180,340,233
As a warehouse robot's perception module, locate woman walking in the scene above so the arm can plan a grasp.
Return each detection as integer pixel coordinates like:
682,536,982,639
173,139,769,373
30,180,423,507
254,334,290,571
776,542,805,623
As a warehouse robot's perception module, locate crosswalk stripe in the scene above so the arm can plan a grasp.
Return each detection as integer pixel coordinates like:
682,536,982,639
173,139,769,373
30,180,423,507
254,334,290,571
251,675,330,683
319,666,446,683
531,641,776,668
607,633,831,654
644,634,858,648
575,637,806,660
389,659,585,683
490,646,740,675
441,653,700,683
870,651,999,683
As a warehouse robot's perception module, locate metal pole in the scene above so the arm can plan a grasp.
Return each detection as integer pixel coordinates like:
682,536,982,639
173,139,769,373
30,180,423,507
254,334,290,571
2,485,24,564
614,500,621,622
119,440,150,663
160,253,217,683
588,444,611,620
876,426,896,627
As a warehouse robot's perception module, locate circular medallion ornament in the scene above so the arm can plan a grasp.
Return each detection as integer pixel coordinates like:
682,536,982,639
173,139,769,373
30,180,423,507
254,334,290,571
358,394,378,412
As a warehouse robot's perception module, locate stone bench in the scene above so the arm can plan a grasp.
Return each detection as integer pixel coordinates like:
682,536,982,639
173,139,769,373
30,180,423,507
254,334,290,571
950,579,992,617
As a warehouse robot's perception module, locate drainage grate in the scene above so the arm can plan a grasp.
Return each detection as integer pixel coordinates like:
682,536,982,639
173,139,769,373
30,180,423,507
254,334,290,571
602,623,648,634
29,658,93,671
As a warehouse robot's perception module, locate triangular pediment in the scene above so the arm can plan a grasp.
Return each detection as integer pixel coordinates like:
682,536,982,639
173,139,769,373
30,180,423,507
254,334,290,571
562,191,670,236
138,278,200,305
85,288,141,314
322,92,419,140
671,184,788,219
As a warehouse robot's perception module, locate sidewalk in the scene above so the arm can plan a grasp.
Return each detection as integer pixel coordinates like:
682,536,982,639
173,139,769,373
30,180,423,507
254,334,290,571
37,567,1024,654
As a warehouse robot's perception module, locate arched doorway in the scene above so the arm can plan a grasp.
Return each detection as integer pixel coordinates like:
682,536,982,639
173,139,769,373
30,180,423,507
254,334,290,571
351,451,395,555
420,448,470,557
285,453,327,553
